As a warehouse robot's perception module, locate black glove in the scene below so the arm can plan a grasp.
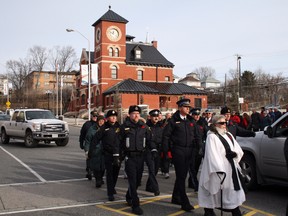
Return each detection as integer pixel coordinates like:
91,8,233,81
80,142,84,150
226,151,237,160
151,150,158,159
113,156,121,167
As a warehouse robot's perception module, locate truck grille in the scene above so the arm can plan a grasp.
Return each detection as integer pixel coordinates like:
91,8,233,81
42,124,64,132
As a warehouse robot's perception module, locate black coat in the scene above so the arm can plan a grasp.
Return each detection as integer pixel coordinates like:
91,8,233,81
120,118,156,153
96,121,121,156
146,119,164,150
79,120,98,149
162,110,201,154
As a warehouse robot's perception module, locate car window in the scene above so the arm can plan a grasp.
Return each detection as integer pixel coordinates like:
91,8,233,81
275,118,288,137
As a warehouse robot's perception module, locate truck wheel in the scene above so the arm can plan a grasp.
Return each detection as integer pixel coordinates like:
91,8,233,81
1,129,10,144
55,137,69,146
25,131,39,148
240,154,258,190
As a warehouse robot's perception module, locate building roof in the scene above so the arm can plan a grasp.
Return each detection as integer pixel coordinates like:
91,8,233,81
179,76,200,83
92,7,129,27
103,78,207,95
126,43,174,68
201,76,221,83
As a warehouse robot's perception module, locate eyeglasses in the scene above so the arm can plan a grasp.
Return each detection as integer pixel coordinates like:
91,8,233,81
216,122,226,125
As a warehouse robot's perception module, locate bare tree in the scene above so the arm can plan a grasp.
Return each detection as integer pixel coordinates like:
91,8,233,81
6,58,32,103
49,46,78,72
193,66,215,80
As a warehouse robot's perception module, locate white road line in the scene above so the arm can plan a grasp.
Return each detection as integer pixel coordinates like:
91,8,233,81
0,146,46,182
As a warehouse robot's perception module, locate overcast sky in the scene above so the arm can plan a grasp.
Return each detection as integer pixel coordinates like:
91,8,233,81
1,0,288,82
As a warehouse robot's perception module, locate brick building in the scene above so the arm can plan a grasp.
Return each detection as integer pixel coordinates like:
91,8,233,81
69,7,207,115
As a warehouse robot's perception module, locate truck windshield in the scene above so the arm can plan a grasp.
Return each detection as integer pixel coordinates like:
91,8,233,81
26,111,56,120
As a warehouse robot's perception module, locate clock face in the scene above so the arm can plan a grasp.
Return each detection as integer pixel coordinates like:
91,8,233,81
96,28,101,43
107,26,121,42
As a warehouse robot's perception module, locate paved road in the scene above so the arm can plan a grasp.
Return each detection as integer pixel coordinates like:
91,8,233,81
0,119,286,215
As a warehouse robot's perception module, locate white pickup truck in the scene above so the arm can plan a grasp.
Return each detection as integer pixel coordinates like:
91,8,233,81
0,109,69,147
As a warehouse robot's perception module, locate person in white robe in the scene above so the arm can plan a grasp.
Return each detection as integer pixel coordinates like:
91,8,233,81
198,115,245,216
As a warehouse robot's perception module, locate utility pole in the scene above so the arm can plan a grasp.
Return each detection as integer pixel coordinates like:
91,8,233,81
236,54,242,112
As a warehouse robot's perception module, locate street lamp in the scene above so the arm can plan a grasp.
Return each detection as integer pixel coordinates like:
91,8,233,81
236,55,242,112
66,28,91,120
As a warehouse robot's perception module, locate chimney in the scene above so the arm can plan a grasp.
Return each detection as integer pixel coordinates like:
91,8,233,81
151,40,158,49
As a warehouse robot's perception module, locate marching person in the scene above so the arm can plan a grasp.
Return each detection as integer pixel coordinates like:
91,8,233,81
119,105,157,215
162,98,200,212
79,110,98,180
221,107,255,138
96,110,121,201
198,115,245,216
145,109,163,196
84,116,105,188
188,108,209,191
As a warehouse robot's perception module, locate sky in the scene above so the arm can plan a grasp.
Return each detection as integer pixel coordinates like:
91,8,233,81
1,0,288,82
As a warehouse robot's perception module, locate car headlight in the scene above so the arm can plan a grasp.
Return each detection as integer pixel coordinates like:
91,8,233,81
32,123,41,131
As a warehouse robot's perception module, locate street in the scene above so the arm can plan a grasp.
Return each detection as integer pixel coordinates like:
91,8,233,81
0,122,287,216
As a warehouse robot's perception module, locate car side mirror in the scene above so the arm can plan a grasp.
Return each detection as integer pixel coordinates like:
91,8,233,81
266,126,273,138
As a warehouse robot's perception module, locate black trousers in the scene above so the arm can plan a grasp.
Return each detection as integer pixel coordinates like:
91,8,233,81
145,151,159,192
171,146,193,207
188,149,202,189
104,154,121,196
125,153,144,207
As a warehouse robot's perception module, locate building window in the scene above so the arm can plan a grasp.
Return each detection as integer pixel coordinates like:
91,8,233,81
111,95,114,106
165,76,170,81
109,47,113,57
137,70,143,80
115,48,119,57
106,96,110,106
194,98,202,108
81,94,86,105
135,49,141,59
111,66,117,79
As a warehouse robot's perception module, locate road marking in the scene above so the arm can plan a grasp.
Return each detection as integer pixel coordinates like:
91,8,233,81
97,204,135,216
242,204,276,216
0,146,46,182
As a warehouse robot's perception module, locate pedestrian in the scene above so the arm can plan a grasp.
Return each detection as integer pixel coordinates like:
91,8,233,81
260,110,273,131
162,98,200,212
221,107,255,138
84,116,105,188
79,110,98,180
250,109,261,132
205,109,213,126
96,110,121,201
188,108,209,191
119,105,157,215
198,115,245,216
145,109,163,196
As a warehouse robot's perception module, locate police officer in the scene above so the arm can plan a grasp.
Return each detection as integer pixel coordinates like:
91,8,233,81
145,109,163,196
188,108,209,191
95,110,121,201
79,110,98,180
221,107,255,138
120,105,157,215
162,98,200,212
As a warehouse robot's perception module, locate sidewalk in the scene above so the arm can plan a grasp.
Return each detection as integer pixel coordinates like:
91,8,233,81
63,117,86,127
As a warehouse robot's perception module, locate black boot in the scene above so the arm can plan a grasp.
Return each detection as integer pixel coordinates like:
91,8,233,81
204,208,216,216
231,207,242,216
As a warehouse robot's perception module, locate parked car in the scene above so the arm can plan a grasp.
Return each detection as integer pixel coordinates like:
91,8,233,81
0,114,10,128
237,112,288,189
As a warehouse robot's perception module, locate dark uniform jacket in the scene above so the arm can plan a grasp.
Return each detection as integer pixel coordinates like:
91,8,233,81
195,117,209,153
146,119,164,151
119,118,156,154
162,110,200,154
96,121,121,156
227,120,255,139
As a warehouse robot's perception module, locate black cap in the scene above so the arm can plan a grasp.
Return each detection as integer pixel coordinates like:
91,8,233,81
149,109,160,117
90,110,98,117
128,105,141,114
106,110,117,118
97,115,105,121
220,106,231,114
190,108,201,115
176,98,191,107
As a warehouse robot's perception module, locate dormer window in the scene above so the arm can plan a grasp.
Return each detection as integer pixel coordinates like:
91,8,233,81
135,49,141,59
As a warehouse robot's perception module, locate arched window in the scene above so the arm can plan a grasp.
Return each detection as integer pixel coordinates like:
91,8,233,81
137,70,143,80
81,94,86,105
114,48,119,57
109,47,113,57
111,66,117,79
